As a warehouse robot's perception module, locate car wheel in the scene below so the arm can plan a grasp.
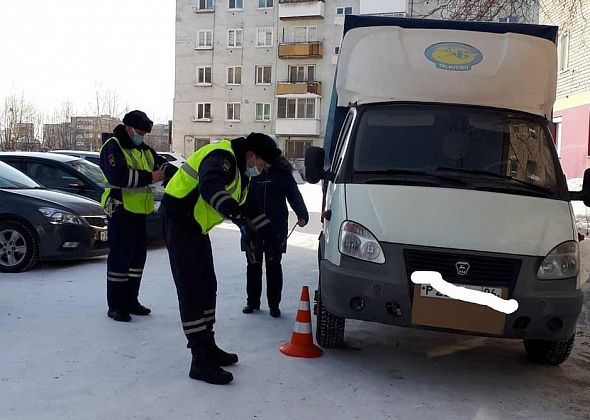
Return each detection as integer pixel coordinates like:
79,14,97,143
523,334,575,365
0,221,39,273
315,282,345,348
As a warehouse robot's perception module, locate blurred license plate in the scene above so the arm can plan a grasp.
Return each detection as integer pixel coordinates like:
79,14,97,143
99,231,108,242
419,284,503,299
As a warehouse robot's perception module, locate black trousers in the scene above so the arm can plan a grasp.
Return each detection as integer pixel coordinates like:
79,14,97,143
245,244,283,310
163,214,217,348
106,208,147,312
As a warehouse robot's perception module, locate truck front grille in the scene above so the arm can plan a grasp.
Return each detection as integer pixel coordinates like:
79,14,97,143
403,249,522,291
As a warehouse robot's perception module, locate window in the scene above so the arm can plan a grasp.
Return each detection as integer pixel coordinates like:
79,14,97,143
552,116,563,158
255,103,271,121
27,163,81,190
285,140,312,159
255,65,272,84
277,98,316,119
336,6,353,15
196,30,213,48
196,66,212,85
256,27,273,47
195,103,212,121
227,66,242,85
558,32,570,72
195,0,214,11
498,16,519,23
288,65,315,82
334,46,340,55
259,0,273,8
226,103,241,121
228,0,243,10
196,138,210,150
228,29,243,47
284,26,317,43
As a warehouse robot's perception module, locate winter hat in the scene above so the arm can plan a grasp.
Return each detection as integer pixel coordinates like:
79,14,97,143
244,132,281,165
123,110,153,133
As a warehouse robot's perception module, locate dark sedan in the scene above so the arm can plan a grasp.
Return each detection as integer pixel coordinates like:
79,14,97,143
0,161,108,272
0,152,164,242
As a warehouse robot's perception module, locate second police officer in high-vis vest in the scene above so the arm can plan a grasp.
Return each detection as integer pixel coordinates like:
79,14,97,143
160,133,281,385
99,110,177,322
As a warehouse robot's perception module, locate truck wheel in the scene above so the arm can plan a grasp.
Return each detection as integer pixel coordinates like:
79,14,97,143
316,289,345,348
523,334,575,365
0,220,39,273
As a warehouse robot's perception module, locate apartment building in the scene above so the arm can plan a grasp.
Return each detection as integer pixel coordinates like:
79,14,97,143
144,122,172,152
174,0,410,166
540,1,590,179
70,116,120,151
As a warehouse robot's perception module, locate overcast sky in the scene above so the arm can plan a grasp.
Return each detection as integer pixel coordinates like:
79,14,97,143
0,0,175,123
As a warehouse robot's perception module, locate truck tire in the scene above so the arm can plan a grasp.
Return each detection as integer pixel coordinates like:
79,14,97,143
0,220,39,273
316,289,345,348
523,334,575,365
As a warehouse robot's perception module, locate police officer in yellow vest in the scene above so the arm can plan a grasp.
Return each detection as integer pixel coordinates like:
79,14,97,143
99,110,176,322
160,133,281,385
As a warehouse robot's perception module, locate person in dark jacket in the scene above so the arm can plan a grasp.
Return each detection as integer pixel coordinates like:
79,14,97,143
161,133,281,385
99,110,177,322
242,156,309,318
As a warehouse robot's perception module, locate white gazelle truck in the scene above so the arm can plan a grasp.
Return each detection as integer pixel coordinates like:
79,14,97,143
305,16,590,365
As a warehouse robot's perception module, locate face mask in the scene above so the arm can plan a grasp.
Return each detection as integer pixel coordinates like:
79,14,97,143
245,166,261,177
130,129,144,146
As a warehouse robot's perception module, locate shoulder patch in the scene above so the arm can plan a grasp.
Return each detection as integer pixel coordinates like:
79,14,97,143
222,159,231,173
108,154,116,167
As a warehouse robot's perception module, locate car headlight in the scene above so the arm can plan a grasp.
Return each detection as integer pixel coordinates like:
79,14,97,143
339,221,385,264
537,241,579,280
38,207,83,225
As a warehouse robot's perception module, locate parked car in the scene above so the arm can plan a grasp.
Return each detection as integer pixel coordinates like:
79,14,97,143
0,160,108,273
50,150,100,166
0,152,164,242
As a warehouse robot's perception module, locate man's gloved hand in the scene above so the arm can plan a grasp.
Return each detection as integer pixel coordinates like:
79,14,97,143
232,215,259,242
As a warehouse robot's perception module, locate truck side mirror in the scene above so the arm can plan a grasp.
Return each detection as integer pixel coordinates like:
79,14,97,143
305,146,333,184
583,168,590,207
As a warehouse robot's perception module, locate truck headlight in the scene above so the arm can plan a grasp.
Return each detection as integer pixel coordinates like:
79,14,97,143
537,241,579,280
38,207,83,225
339,221,385,264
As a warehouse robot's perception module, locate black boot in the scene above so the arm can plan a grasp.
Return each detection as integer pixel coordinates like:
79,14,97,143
242,304,260,314
128,302,151,316
107,309,131,322
269,307,281,318
207,341,238,366
189,348,233,385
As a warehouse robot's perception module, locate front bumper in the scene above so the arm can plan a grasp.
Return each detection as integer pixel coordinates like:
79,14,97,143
320,243,583,341
36,221,108,261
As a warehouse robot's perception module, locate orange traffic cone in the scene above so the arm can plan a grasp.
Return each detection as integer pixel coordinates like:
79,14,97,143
280,286,323,358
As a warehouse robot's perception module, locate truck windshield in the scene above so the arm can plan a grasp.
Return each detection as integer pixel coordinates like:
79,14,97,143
352,104,559,196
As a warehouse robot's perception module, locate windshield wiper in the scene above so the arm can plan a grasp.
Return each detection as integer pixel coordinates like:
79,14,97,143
356,168,466,186
435,167,553,195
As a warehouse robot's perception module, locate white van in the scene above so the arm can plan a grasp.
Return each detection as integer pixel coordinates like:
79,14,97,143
305,16,588,365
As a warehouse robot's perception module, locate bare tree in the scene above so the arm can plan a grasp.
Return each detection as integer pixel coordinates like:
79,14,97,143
411,0,539,22
1,94,39,151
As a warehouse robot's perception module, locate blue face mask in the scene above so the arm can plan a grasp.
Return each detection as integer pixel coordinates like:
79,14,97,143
130,129,144,146
245,166,261,177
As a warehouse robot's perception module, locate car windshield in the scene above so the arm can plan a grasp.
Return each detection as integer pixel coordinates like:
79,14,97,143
352,104,559,195
66,159,106,187
0,161,41,189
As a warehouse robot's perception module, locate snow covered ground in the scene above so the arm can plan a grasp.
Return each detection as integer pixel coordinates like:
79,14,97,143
1,184,590,419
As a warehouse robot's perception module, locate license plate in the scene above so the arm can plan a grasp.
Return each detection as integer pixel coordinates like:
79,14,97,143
419,283,503,299
99,231,108,242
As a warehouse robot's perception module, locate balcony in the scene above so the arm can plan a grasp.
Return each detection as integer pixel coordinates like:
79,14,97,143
279,0,324,19
276,119,320,136
278,42,323,59
277,81,321,95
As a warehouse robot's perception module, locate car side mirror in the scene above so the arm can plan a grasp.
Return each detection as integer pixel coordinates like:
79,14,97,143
305,147,334,184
